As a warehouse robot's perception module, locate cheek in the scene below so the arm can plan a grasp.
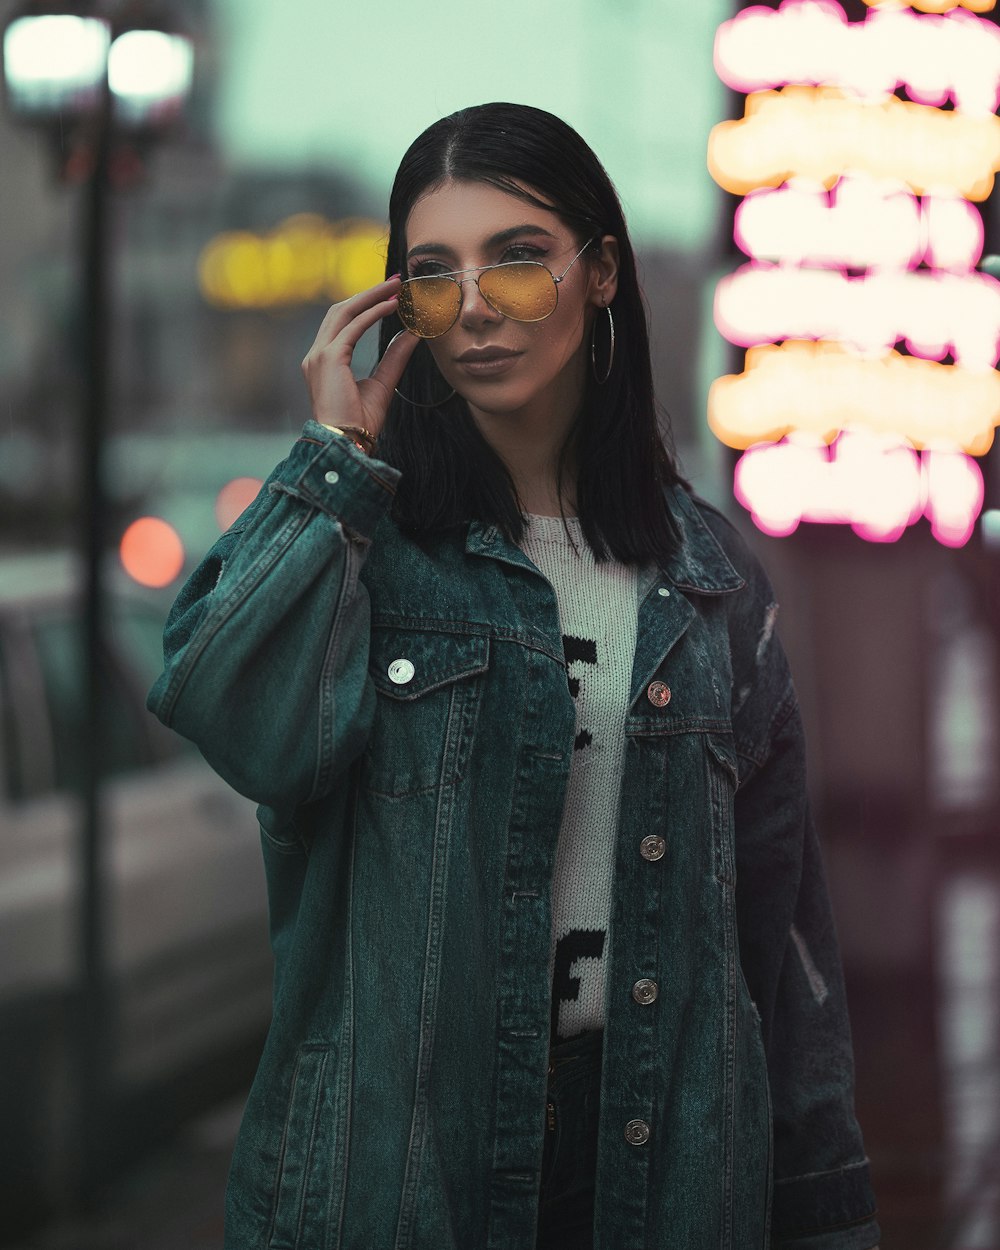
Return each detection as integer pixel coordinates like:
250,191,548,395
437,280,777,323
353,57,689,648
545,306,589,364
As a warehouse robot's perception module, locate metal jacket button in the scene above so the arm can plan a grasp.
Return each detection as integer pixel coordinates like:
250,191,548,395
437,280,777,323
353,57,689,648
387,658,415,685
624,1119,651,1146
646,680,671,707
640,835,666,861
632,978,658,1006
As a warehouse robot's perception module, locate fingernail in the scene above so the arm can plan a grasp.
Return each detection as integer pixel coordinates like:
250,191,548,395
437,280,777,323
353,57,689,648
389,272,401,280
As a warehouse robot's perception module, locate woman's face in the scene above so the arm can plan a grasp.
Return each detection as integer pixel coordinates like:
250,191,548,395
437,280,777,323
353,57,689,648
403,179,617,426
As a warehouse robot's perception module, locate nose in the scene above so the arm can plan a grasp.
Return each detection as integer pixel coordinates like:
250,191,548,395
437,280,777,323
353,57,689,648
456,274,503,329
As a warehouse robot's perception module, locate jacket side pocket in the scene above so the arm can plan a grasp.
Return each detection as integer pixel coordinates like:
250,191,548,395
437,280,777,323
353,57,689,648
268,1043,341,1250
707,733,739,886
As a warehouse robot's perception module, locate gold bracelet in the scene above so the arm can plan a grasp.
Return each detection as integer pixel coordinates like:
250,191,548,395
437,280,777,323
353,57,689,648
324,424,377,455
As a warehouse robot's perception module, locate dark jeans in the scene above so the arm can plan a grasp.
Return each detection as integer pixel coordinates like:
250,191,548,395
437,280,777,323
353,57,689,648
535,1029,602,1250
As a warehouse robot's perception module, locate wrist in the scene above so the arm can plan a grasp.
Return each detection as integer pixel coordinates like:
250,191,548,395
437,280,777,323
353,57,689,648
321,424,377,455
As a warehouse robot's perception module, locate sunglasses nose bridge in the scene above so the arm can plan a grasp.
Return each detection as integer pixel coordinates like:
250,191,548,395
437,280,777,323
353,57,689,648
454,272,503,325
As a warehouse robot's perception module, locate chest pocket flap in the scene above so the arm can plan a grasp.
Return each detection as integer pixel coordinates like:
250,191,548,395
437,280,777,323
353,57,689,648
363,628,491,799
369,628,490,699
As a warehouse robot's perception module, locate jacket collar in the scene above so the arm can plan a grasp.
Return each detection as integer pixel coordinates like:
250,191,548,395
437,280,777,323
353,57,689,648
466,488,744,596
660,488,745,596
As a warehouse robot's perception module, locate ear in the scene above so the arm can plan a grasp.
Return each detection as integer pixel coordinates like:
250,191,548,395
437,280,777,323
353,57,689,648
589,235,619,307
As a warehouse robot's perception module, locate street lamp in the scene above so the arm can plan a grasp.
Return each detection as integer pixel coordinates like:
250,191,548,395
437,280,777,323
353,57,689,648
4,2,194,175
2,0,194,1213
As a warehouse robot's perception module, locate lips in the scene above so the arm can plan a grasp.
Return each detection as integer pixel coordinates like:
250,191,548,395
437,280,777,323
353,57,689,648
453,346,524,379
456,347,521,363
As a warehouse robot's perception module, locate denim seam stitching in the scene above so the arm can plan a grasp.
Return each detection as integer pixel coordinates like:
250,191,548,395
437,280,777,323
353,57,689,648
157,505,310,722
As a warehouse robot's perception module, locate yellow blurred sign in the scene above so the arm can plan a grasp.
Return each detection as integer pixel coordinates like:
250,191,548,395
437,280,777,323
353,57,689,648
198,214,388,309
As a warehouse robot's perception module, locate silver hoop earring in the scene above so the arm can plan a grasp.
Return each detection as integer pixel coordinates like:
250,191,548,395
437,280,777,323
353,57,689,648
393,382,457,409
591,304,615,385
386,333,457,408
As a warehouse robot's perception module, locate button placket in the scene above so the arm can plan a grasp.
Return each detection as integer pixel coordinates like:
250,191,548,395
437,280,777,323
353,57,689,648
624,1118,651,1146
640,835,666,861
632,978,659,1006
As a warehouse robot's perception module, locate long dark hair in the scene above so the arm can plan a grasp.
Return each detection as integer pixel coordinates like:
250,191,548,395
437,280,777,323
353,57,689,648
375,102,686,565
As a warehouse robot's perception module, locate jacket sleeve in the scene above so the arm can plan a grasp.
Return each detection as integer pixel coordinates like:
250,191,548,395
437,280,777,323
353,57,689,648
728,560,880,1250
146,420,400,815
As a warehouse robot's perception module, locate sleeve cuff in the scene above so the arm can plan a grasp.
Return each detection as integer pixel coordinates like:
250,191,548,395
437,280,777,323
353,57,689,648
772,1158,878,1245
773,1216,881,1250
275,418,402,539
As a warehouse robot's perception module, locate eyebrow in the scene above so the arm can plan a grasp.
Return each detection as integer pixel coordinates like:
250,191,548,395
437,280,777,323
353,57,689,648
405,224,556,262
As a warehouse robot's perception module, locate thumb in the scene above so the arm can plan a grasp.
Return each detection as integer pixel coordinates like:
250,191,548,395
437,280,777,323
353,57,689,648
372,328,423,396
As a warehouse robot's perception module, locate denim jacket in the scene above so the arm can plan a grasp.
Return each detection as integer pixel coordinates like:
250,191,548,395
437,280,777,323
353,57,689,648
148,421,880,1250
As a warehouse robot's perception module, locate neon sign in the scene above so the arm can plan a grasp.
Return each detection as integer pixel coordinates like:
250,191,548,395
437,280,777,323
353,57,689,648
708,0,999,547
735,433,984,547
734,179,984,271
716,1,1000,114
715,265,1000,368
863,0,995,13
708,87,1000,201
709,341,1000,455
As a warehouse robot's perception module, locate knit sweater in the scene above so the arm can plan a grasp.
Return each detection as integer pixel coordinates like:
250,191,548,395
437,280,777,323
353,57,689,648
517,514,640,1041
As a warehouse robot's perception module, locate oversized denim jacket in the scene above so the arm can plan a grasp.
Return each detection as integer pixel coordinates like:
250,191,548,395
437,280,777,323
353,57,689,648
148,421,880,1250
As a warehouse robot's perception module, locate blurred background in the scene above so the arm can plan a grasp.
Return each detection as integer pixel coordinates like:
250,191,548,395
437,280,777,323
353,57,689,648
1,0,998,1246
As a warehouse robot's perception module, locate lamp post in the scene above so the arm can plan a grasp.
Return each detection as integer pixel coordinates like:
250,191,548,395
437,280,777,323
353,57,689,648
2,1,193,1209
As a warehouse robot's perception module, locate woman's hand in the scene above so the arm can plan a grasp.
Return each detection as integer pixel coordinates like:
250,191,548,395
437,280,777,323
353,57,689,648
301,276,420,439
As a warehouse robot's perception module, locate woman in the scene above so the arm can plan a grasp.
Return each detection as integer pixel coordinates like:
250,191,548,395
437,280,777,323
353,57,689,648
149,103,880,1249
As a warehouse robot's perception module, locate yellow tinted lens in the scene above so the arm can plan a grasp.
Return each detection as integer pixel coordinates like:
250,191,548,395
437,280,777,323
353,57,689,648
397,276,460,338
479,263,557,321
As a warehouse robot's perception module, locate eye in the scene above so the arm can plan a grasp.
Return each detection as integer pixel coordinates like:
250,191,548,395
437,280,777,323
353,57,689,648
501,243,546,263
408,259,453,279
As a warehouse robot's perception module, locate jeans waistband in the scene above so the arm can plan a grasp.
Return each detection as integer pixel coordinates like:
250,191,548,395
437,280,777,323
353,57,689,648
548,1028,603,1076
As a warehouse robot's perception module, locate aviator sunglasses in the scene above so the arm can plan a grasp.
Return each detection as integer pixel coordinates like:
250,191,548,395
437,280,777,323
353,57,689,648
396,235,598,339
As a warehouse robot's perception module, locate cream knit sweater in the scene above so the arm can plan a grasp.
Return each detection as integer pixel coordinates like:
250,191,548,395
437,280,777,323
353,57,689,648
517,514,640,1041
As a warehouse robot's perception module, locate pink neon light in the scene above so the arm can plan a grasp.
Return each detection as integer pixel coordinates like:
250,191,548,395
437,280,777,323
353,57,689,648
715,264,1000,367
734,179,984,271
715,0,1000,116
924,448,985,545
733,433,984,546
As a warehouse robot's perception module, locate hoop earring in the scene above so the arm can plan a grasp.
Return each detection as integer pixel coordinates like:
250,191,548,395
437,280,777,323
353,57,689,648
393,382,456,409
387,333,457,408
591,304,615,385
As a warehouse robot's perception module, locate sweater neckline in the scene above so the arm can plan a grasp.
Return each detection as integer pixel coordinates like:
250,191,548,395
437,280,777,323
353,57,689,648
522,513,584,544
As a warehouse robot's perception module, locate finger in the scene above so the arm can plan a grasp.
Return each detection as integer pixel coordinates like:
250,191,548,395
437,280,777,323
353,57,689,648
312,275,402,349
369,327,422,396
328,294,406,358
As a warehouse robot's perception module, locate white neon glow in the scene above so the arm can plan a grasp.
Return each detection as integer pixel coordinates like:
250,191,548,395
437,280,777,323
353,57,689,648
3,15,110,100
108,30,193,112
716,0,1000,116
925,447,987,545
735,179,984,271
734,433,983,546
708,342,1000,455
715,265,1000,368
707,86,1000,201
